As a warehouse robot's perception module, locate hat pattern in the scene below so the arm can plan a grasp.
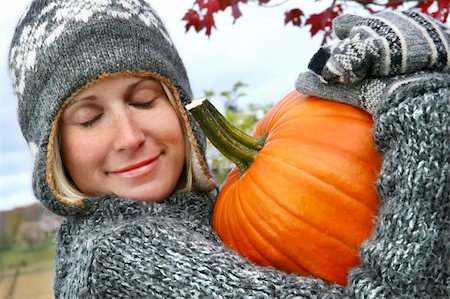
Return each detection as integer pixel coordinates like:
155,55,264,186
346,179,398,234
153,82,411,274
8,0,215,215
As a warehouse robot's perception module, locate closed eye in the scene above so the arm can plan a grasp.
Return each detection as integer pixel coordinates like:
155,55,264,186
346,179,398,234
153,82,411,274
80,114,103,128
131,98,157,109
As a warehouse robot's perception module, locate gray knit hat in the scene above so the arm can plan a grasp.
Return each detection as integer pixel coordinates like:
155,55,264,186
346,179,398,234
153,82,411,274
8,0,215,215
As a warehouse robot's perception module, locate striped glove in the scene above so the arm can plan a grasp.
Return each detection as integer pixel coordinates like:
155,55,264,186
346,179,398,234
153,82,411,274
307,10,450,83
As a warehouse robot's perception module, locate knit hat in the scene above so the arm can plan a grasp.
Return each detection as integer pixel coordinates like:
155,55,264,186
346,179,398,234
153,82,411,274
8,0,216,216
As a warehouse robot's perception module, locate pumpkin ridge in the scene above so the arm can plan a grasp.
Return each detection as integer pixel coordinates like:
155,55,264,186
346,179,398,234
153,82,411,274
246,166,359,253
259,152,377,216
224,186,274,266
267,115,378,168
237,178,312,271
267,133,378,172
215,172,277,266
261,92,309,126
245,168,358,277
262,141,379,212
232,181,309,273
218,176,243,254
273,111,373,126
264,93,371,128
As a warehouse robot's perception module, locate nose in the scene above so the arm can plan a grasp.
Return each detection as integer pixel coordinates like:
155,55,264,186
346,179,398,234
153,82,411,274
112,111,145,152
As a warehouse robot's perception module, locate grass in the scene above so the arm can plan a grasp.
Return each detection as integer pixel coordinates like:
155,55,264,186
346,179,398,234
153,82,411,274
0,237,56,299
0,267,54,299
0,236,55,276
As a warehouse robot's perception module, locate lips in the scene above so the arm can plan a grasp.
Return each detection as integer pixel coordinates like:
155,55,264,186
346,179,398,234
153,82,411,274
109,156,159,178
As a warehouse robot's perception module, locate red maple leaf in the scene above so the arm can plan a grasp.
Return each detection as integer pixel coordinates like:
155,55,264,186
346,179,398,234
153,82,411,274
321,27,334,45
182,9,204,32
220,0,248,21
305,4,343,37
184,0,250,36
417,0,449,22
185,0,449,40
355,0,374,4
433,0,450,22
386,0,404,9
203,0,221,35
229,2,243,21
194,0,208,10
284,8,304,26
417,0,434,12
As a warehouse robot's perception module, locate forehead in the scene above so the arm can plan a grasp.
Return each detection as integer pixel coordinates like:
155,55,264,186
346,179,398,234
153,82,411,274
72,75,160,100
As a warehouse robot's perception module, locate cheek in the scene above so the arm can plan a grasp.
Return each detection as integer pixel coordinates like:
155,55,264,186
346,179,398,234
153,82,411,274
144,104,185,145
60,128,107,181
148,108,186,169
163,112,186,152
171,128,186,171
170,118,187,178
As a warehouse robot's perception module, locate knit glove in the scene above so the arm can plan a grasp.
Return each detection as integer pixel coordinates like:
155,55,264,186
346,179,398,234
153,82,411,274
295,70,447,115
307,10,450,84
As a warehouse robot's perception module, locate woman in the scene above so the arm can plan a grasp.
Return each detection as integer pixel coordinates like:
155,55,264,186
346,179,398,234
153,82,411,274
9,0,449,297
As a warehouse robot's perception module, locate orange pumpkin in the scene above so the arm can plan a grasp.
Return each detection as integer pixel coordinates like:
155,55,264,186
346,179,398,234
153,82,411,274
188,91,381,285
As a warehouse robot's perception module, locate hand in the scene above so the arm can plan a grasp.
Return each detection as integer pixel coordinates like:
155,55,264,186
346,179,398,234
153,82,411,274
296,70,450,116
308,11,450,84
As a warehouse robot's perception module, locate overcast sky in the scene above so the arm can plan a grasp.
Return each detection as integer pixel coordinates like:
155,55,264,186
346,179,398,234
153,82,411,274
0,0,330,211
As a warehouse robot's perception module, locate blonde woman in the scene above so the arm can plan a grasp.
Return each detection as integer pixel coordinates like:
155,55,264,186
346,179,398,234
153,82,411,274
9,0,449,298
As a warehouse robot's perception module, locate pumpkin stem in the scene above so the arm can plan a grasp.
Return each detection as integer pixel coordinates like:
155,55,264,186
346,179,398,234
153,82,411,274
187,98,266,174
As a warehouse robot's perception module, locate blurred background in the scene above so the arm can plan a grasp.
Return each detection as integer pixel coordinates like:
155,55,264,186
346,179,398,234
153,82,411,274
1,0,444,297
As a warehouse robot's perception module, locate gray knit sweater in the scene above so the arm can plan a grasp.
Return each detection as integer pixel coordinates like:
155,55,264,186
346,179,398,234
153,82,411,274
54,76,449,298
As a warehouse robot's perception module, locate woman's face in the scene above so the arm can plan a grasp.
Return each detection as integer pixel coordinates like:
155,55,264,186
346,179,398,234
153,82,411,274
60,75,186,202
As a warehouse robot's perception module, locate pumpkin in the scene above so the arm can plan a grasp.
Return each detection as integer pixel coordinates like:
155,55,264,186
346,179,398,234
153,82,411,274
187,91,381,285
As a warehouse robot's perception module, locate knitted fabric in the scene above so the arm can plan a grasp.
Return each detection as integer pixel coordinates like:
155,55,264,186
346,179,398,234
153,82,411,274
8,0,215,215
9,2,449,297
298,10,450,115
308,10,450,83
53,76,449,298
295,70,445,115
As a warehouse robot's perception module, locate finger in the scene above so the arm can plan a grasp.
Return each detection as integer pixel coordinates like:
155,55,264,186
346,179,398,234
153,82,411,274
332,14,364,39
322,37,381,83
307,47,331,75
295,71,362,108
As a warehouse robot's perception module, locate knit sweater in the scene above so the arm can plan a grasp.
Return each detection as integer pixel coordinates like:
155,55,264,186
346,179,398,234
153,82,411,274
52,75,449,298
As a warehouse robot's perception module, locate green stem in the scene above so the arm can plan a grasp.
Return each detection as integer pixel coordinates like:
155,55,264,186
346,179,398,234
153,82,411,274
187,98,267,174
202,100,267,150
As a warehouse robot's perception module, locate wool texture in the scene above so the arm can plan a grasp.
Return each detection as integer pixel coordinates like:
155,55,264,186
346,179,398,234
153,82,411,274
9,1,450,297
8,0,214,216
295,70,447,115
308,11,450,83
53,76,450,298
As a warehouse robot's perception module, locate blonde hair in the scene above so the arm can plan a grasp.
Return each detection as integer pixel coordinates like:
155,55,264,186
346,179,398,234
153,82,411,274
50,73,194,203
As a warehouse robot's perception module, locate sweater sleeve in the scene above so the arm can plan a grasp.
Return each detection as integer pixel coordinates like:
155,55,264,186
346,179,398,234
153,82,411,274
88,78,448,298
88,217,343,298
346,75,450,298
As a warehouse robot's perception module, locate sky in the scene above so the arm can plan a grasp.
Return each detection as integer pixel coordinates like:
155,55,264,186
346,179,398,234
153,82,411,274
0,0,329,211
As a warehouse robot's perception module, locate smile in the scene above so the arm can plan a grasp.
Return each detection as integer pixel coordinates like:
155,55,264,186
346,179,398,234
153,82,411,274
109,156,160,178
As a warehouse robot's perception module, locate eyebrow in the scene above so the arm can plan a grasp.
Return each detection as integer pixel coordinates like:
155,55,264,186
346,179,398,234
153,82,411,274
66,95,96,109
66,78,151,108
124,78,155,97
